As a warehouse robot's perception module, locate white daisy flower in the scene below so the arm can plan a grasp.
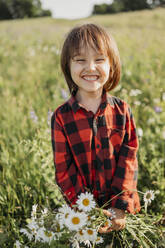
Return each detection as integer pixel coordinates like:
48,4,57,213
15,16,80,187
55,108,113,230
76,192,96,212
41,207,48,215
41,229,55,243
65,210,88,231
56,204,72,228
86,214,96,226
107,208,116,219
27,219,39,236
143,190,155,204
83,240,92,248
35,227,46,242
15,240,21,248
74,229,86,243
104,219,112,228
31,204,38,219
58,204,72,216
83,228,97,242
70,239,80,248
95,236,104,244
20,228,33,241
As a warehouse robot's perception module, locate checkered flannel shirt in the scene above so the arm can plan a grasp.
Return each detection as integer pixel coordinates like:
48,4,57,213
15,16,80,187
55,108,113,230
51,90,141,213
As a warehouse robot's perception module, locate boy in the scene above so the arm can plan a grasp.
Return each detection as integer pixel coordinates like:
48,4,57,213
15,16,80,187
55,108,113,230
51,24,140,233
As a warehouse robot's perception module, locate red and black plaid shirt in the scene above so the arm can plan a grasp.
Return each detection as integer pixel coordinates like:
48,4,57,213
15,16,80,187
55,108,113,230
51,90,141,213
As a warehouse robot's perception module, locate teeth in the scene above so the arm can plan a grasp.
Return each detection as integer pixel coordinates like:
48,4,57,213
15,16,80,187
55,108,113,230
83,76,98,81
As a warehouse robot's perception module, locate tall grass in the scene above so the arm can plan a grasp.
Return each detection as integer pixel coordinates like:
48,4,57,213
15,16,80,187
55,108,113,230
0,8,165,247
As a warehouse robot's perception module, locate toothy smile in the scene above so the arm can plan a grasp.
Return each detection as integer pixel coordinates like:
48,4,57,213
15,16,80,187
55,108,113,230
82,75,99,81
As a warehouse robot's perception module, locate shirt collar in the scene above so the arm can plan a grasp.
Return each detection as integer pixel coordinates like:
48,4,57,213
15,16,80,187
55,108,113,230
68,89,114,113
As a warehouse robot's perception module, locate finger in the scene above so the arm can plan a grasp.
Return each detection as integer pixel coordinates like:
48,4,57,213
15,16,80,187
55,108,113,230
102,209,112,218
98,226,109,233
109,224,125,231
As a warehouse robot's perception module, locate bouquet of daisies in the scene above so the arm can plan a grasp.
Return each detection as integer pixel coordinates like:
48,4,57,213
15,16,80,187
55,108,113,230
15,190,164,248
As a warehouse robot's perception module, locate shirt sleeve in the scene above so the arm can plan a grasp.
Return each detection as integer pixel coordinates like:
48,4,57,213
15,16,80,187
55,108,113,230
51,111,85,207
110,104,141,214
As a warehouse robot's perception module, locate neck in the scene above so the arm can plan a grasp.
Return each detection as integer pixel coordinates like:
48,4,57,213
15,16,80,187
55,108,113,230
76,88,103,114
76,88,103,103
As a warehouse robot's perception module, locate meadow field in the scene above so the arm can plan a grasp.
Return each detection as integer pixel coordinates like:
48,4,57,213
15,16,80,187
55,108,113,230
0,7,165,247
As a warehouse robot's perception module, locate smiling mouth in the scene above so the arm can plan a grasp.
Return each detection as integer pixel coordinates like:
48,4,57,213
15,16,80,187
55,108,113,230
82,75,99,81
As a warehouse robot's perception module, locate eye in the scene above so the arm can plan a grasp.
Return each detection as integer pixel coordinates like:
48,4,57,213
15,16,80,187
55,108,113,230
96,58,105,62
76,59,85,62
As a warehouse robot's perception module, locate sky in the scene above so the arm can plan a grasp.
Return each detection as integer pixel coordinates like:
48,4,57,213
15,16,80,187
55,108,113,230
40,0,113,19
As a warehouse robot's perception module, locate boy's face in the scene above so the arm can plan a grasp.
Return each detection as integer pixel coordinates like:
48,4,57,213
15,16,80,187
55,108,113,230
70,45,110,94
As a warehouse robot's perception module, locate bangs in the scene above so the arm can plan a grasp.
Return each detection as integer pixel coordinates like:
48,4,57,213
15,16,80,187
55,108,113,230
69,25,108,58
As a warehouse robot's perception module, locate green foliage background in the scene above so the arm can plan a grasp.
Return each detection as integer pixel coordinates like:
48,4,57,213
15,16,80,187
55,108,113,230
0,0,51,20
0,8,165,247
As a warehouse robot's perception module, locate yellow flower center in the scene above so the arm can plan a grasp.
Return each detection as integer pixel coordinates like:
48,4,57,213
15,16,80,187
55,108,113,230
82,198,90,206
45,231,53,237
146,193,152,199
104,221,109,226
87,229,93,235
65,213,69,218
72,217,80,225
79,230,83,235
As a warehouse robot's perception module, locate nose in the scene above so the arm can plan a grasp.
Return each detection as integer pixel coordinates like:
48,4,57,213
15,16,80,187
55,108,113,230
86,60,96,71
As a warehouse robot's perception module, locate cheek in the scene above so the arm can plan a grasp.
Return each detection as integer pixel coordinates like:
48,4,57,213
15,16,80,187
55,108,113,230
100,64,110,77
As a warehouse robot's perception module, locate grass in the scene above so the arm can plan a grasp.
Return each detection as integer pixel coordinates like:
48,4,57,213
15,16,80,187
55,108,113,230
0,7,165,247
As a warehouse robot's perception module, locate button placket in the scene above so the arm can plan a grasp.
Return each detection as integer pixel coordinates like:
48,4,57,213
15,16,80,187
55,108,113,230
93,118,97,136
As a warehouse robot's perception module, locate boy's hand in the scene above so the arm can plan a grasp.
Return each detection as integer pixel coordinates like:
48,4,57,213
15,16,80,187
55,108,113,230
98,207,126,233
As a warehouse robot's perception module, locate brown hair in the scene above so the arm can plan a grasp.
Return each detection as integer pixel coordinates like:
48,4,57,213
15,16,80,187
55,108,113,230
61,23,121,94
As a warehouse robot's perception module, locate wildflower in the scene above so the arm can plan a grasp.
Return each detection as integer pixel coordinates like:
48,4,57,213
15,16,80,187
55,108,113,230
70,239,80,248
76,192,96,212
30,110,38,123
31,204,38,219
57,204,72,228
154,106,162,113
15,240,21,248
126,70,132,76
104,219,112,228
107,208,116,219
148,118,155,124
37,228,55,243
43,46,49,52
83,240,92,248
137,127,143,138
61,88,69,100
65,210,88,231
143,190,155,204
134,100,141,105
50,46,60,55
28,48,36,57
162,92,165,101
162,130,165,140
20,228,33,241
95,236,104,244
74,229,85,243
129,89,142,96
47,110,53,126
41,207,48,216
27,219,39,236
83,228,97,242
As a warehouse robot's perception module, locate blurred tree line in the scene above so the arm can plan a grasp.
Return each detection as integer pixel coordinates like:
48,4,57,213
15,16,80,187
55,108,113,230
0,0,51,20
93,0,165,14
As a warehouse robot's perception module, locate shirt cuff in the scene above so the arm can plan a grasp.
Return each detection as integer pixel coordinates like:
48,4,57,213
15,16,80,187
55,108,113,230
109,192,141,214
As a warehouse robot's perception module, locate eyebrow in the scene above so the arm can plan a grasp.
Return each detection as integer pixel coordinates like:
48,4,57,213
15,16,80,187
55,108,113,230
72,53,105,58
